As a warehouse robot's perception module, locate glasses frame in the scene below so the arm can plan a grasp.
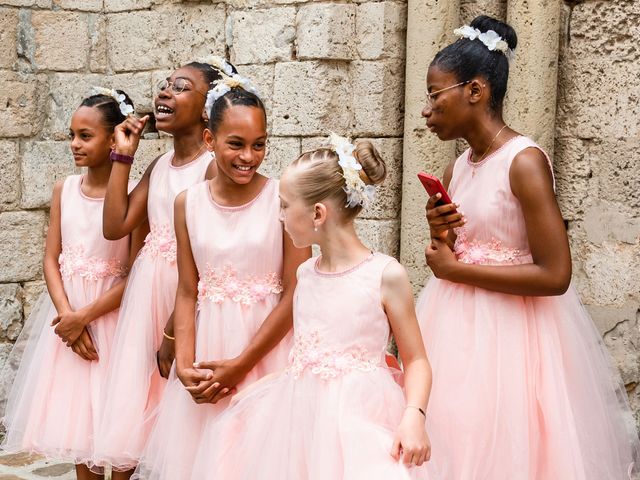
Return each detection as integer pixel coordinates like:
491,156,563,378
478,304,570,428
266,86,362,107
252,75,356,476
157,78,207,98
425,80,471,108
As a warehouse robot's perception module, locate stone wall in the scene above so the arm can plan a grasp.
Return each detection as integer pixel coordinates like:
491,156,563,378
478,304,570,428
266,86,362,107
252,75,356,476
0,0,638,429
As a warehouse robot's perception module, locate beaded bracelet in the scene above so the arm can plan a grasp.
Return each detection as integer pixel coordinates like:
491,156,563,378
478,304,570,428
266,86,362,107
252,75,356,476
109,151,134,165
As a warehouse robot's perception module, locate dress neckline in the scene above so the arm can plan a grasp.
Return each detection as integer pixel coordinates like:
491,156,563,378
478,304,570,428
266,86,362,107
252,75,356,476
313,252,376,277
466,135,523,170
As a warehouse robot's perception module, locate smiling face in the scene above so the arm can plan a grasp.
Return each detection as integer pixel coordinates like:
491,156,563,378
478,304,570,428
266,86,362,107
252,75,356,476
205,104,267,185
154,66,209,134
69,106,114,167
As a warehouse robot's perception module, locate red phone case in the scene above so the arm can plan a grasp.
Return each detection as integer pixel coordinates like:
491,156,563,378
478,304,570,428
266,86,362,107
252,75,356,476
417,172,454,206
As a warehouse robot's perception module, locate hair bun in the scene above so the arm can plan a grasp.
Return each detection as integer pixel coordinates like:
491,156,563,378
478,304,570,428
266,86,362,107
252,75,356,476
354,141,387,186
470,15,517,51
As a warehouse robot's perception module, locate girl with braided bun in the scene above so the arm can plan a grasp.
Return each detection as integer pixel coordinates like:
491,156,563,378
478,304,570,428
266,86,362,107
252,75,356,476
1,89,144,480
418,15,639,479
133,69,310,480
189,134,432,480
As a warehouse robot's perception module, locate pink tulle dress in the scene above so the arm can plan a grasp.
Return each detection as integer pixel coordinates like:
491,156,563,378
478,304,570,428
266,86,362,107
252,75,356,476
94,150,211,471
133,178,292,480
417,136,640,479
189,252,428,480
1,175,130,468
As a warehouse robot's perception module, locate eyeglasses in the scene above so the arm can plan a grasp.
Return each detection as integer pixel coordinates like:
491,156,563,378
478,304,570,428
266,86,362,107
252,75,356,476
157,78,207,97
425,80,471,108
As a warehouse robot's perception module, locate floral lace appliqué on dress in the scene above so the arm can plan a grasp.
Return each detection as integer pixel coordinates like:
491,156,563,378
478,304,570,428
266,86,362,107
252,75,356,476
59,245,128,281
288,330,380,380
140,223,177,263
454,227,523,265
197,264,283,307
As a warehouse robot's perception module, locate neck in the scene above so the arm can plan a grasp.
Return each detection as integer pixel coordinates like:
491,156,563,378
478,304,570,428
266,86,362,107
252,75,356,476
316,221,372,272
172,126,206,165
465,114,506,161
85,161,112,188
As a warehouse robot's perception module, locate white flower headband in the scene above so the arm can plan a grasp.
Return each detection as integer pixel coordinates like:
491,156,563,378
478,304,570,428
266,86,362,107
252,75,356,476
90,86,134,116
203,58,260,116
328,132,376,209
453,25,514,60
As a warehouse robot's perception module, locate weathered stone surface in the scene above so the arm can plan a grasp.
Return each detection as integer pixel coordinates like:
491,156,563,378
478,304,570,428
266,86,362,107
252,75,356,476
0,8,18,69
554,137,592,221
273,61,352,136
355,219,399,258
297,4,356,60
22,280,46,319
237,64,275,130
0,71,45,137
31,463,75,476
351,59,405,136
300,136,329,153
460,0,507,23
259,136,300,178
356,2,406,60
583,200,640,246
107,5,226,72
0,141,19,209
53,0,102,11
104,0,151,12
0,452,42,467
0,284,23,342
0,211,45,282
0,0,50,6
32,11,89,71
227,8,295,65
89,14,107,73
359,137,402,220
21,141,78,209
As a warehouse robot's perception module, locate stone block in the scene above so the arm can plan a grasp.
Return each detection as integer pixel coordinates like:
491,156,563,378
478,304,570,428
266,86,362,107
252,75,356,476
300,137,329,153
297,3,356,60
32,11,89,71
104,0,151,12
0,71,45,137
107,5,226,72
22,280,46,319
0,284,23,342
356,2,406,60
355,218,399,258
553,137,592,221
0,0,50,6
0,141,20,209
351,59,405,136
0,211,46,282
89,14,107,72
273,61,352,136
227,8,295,65
259,136,300,179
358,137,402,220
0,8,18,69
21,141,79,209
237,64,275,130
131,138,175,181
588,138,640,210
53,0,102,11
583,200,640,246
460,0,507,24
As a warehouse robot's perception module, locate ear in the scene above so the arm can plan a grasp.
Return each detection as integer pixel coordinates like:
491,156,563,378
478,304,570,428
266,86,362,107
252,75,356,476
313,202,328,229
468,79,487,105
203,128,215,152
108,132,116,151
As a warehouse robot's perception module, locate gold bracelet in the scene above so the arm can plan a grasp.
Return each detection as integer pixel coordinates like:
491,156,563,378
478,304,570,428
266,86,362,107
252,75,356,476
163,330,175,341
406,405,426,417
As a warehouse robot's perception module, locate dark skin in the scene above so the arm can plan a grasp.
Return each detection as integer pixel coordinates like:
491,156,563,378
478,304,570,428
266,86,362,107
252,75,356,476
421,65,571,296
173,105,310,405
103,66,218,381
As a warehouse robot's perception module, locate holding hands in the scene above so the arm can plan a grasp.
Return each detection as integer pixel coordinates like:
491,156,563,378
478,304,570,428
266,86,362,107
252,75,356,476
180,357,248,405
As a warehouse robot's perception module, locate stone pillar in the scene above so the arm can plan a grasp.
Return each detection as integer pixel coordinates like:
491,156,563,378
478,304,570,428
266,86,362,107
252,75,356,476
400,0,460,289
504,0,561,156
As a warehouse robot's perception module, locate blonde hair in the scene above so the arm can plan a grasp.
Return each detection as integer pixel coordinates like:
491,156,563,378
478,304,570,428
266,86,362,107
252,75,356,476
289,140,387,220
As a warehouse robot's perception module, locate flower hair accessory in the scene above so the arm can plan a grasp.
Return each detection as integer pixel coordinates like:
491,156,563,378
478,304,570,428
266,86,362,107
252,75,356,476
328,132,376,209
454,25,513,58
204,67,260,116
90,86,134,116
197,55,235,77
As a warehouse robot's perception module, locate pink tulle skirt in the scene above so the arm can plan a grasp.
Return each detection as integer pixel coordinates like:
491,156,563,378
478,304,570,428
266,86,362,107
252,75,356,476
417,278,640,480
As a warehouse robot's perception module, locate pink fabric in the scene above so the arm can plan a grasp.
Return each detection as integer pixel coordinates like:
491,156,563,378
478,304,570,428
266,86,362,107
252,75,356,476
188,253,428,480
417,136,640,479
94,150,211,471
1,175,130,469
134,179,291,480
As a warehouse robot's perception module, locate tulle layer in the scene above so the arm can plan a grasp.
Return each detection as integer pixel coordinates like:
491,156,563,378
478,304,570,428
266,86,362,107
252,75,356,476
417,278,640,480
190,367,428,480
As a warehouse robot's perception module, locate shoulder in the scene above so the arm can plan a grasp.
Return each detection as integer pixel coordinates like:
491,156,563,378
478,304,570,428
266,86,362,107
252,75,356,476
380,256,408,287
509,139,554,195
296,255,317,279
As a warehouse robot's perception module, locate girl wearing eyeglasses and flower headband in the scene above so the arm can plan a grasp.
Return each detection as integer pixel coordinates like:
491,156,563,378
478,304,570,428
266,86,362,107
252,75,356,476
187,134,432,479
133,69,310,480
418,15,639,479
94,58,233,478
1,89,145,480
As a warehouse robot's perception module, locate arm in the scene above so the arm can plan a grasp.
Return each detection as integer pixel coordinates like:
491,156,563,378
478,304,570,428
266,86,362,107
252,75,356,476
425,148,572,296
103,115,155,240
190,229,311,404
382,261,432,467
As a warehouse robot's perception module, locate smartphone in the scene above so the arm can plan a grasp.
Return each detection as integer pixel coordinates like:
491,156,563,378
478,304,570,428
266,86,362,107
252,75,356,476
417,172,455,208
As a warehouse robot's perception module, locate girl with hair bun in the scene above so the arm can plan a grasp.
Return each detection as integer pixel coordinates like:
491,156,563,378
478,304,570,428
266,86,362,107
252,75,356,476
1,89,144,480
418,15,640,479
189,134,432,480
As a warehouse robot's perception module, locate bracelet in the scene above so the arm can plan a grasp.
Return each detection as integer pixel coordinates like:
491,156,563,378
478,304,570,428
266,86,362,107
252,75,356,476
406,405,426,417
110,151,134,165
163,330,175,341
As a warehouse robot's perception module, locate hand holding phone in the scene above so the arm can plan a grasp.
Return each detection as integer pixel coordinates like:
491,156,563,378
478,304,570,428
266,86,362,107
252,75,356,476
417,172,455,209
418,172,464,240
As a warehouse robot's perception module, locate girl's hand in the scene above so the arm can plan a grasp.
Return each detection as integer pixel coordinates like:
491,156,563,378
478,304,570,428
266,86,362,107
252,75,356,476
70,328,99,361
390,407,431,466
425,238,458,280
425,194,465,241
177,366,212,389
191,357,249,404
52,309,88,345
157,336,175,379
113,115,149,157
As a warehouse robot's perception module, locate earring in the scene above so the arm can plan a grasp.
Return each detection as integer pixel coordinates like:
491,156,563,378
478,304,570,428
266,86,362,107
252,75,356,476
314,226,318,232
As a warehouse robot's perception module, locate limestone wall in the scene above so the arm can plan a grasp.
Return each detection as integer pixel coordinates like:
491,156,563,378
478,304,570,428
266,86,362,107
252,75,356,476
0,0,638,428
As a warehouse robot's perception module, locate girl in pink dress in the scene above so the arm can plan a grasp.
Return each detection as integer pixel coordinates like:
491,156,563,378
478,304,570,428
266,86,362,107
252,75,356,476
93,60,228,477
418,15,640,479
1,90,143,480
189,133,432,480
133,69,310,480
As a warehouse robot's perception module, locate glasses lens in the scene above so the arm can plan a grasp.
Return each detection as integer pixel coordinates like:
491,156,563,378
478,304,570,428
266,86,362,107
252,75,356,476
157,79,169,91
172,78,188,94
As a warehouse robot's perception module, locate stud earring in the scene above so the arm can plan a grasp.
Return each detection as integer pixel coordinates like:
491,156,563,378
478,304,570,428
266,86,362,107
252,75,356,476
314,226,318,232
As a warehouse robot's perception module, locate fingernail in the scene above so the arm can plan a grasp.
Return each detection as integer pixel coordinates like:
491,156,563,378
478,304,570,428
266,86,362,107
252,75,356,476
193,362,199,368
207,372,213,379
213,382,220,388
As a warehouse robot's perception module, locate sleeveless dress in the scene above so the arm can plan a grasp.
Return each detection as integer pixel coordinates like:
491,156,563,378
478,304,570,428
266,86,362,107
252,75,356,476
189,252,428,480
94,150,211,471
417,136,640,479
134,178,291,480
1,175,130,469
